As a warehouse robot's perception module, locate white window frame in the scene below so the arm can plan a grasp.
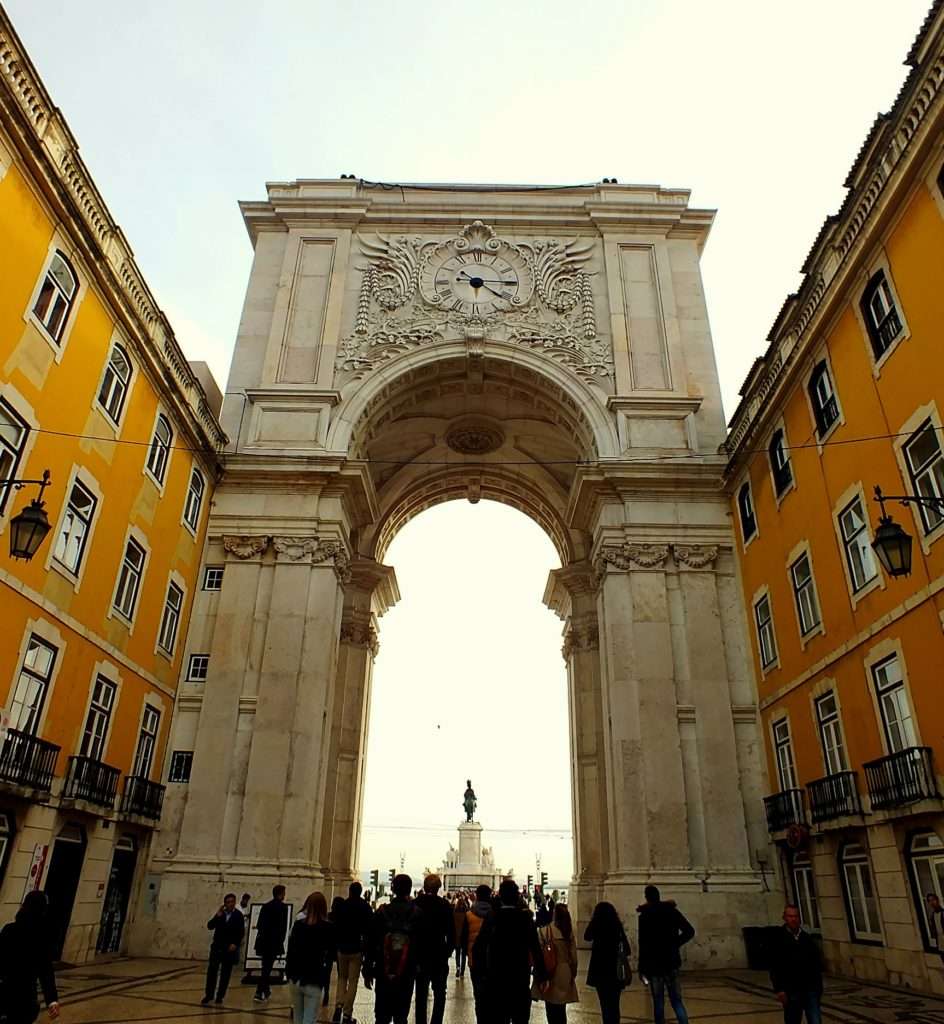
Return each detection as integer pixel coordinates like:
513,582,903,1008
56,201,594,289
110,528,150,630
903,419,944,536
788,546,823,642
25,248,80,355
0,399,29,517
156,575,186,658
893,403,944,553
202,565,224,591
44,465,103,591
768,423,795,503
51,477,97,578
871,653,918,755
855,259,911,375
736,478,758,547
792,853,820,932
132,702,162,780
772,717,798,791
95,340,133,430
182,466,205,536
0,386,39,534
0,810,13,886
806,357,843,445
907,832,944,951
78,675,117,763
144,411,174,490
841,841,883,943
814,691,848,776
3,621,65,740
6,634,59,737
186,654,210,682
832,483,884,607
168,750,193,783
753,588,778,673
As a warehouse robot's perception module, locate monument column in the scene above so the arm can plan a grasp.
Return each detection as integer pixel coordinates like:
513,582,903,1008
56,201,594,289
318,558,399,891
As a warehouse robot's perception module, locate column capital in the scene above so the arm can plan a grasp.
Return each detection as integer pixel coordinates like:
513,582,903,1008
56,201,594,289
592,542,670,584
339,608,380,657
270,535,352,583
222,535,270,561
672,544,719,570
543,561,595,619
562,612,600,661
347,558,400,614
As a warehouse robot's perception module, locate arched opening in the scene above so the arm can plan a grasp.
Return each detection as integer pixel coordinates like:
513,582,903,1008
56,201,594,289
360,499,572,891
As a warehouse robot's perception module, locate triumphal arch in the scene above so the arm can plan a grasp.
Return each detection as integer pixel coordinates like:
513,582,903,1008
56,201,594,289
148,180,772,963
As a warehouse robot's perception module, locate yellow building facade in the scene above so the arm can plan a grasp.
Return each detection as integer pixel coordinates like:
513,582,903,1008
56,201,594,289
0,13,224,961
725,5,944,991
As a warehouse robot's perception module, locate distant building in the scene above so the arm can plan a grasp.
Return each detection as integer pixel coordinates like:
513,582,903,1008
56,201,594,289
0,11,224,961
724,3,944,990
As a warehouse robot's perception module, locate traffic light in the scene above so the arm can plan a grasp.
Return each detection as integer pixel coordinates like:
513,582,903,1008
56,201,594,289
370,869,379,890
388,868,396,888
540,871,548,890
527,874,534,890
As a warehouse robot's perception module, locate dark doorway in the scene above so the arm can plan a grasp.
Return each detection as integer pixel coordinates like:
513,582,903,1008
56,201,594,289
96,835,138,953
44,823,86,960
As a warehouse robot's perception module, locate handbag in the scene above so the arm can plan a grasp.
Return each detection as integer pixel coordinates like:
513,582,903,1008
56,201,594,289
539,925,558,976
615,936,633,988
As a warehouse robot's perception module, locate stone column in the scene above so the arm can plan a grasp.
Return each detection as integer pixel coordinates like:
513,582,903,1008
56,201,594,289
594,543,691,873
177,535,269,858
318,558,398,891
235,537,348,875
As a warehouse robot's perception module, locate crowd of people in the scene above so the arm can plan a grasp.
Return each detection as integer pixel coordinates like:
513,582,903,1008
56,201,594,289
0,879,827,1024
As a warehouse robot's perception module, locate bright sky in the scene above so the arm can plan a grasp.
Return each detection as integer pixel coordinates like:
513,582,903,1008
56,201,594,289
5,0,932,882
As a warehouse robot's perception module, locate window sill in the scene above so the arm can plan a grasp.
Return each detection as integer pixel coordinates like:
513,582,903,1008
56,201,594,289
107,607,137,636
815,417,843,450
798,623,825,651
48,556,83,592
848,573,884,610
25,312,66,363
143,465,167,496
774,479,797,508
870,329,909,379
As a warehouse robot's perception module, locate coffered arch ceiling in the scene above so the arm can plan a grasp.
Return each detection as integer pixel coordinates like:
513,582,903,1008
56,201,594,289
343,354,601,564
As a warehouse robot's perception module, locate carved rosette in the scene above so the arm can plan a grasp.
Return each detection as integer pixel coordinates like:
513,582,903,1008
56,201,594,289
672,544,719,570
272,536,319,562
561,614,600,661
592,543,670,585
222,535,269,561
340,612,380,658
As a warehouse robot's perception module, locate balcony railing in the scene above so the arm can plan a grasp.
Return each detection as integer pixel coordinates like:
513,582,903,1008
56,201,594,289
119,775,165,820
62,755,121,809
764,788,807,832
807,770,862,823
0,728,60,792
864,747,939,810
876,307,903,350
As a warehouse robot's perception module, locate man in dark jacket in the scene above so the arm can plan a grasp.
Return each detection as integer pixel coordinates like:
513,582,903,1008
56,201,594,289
202,892,245,1005
462,884,494,1024
333,880,374,1024
637,885,695,1024
0,891,59,1022
254,884,289,1002
769,904,823,1023
413,874,456,1024
365,873,421,1024
472,878,546,1024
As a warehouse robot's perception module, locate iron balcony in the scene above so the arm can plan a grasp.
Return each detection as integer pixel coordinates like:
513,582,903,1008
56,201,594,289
807,770,862,823
0,728,59,792
62,755,121,809
763,788,807,832
864,746,939,810
119,775,165,820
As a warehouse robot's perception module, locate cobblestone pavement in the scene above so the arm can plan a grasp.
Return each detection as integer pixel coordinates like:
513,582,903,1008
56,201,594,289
46,958,944,1023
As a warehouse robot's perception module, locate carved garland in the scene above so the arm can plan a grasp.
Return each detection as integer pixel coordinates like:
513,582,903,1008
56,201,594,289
222,535,269,560
672,544,719,570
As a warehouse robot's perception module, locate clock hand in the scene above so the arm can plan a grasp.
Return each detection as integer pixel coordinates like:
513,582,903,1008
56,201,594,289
455,271,514,288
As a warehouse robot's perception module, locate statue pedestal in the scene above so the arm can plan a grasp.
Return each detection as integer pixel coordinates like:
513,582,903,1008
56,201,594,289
440,820,504,892
457,820,482,867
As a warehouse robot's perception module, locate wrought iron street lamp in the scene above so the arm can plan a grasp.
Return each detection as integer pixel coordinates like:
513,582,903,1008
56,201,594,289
2,470,52,561
871,484,944,578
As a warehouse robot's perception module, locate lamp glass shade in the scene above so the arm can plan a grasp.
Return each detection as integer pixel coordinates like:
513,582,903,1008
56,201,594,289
9,500,51,561
872,517,913,578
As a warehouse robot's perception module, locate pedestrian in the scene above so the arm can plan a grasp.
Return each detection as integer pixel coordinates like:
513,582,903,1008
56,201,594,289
532,903,579,1024
636,885,695,1024
462,884,494,1024
535,893,552,928
365,873,420,1024
926,893,944,962
239,892,252,922
286,891,336,1024
254,883,289,1002
472,878,546,1024
413,874,455,1024
453,897,469,979
769,904,823,1024
0,891,60,1023
333,880,374,1024
202,892,245,1006
584,901,632,1024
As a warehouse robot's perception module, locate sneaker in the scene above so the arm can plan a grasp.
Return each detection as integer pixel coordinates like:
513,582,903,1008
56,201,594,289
201,996,212,1005
214,998,224,1005
253,992,265,1002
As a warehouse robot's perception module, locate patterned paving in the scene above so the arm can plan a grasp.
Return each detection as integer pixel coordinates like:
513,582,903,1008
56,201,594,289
46,958,944,1023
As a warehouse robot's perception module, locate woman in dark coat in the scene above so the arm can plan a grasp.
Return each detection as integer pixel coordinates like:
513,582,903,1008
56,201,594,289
583,901,631,1024
0,891,60,1023
286,891,336,1024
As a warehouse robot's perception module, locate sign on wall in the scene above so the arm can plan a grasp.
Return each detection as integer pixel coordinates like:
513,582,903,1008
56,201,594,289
243,902,294,975
22,843,49,899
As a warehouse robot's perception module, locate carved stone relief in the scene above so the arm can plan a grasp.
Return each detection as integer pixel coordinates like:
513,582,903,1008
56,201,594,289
592,542,670,584
672,544,719,570
222,535,269,561
340,611,380,657
562,612,600,661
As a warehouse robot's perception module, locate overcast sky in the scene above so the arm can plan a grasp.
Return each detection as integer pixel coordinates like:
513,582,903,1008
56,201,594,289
4,0,931,882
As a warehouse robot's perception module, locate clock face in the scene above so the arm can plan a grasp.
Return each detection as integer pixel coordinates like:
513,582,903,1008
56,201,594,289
425,251,522,317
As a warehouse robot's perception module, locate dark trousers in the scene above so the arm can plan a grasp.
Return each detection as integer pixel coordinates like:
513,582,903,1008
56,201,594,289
470,967,488,1024
545,1003,567,1024
783,990,822,1024
595,986,622,1024
205,947,235,1000
375,973,415,1024
490,982,532,1024
256,950,277,996
415,961,448,1024
455,944,467,976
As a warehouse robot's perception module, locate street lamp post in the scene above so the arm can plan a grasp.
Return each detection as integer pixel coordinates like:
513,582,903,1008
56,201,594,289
2,470,53,561
871,484,944,578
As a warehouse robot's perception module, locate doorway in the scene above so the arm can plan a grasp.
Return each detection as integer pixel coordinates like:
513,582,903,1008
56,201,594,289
44,822,86,960
97,834,138,953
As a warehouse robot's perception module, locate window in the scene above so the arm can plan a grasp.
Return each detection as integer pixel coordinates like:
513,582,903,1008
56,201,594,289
0,401,28,515
815,692,848,775
841,842,883,941
907,832,944,949
187,654,210,681
808,361,839,437
32,251,77,343
860,271,903,360
872,654,917,753
79,677,116,762
168,751,193,783
737,482,757,542
769,429,793,496
52,479,96,574
97,345,132,425
202,565,224,591
132,706,160,779
903,421,944,533
773,718,797,791
792,853,820,931
146,415,173,484
113,538,146,621
8,636,57,735
839,497,878,592
183,468,205,531
754,594,777,669
790,552,821,636
157,582,184,655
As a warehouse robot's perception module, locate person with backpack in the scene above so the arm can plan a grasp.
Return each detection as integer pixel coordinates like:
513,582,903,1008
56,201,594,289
0,891,59,1023
254,884,290,1002
365,873,420,1024
413,874,456,1024
584,901,632,1024
472,878,547,1024
452,896,469,978
332,881,374,1024
461,884,494,1024
637,885,695,1024
286,891,336,1024
532,903,579,1024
